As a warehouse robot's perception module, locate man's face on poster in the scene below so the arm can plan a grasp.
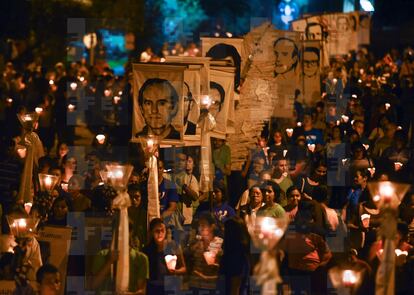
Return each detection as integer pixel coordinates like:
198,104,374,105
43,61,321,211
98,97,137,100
303,50,319,78
306,24,323,40
274,39,297,75
337,17,350,33
141,83,176,135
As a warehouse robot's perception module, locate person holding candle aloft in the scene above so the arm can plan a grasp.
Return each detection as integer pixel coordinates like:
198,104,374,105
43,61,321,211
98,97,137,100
143,218,186,295
187,213,223,295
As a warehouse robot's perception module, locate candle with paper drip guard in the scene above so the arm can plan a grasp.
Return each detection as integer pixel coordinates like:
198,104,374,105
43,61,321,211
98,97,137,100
165,255,177,270
35,107,43,114
104,89,112,97
113,95,121,104
363,144,370,151
24,202,32,214
49,80,54,85
17,146,27,158
70,82,77,91
342,270,358,287
368,167,376,177
341,115,349,123
285,128,293,137
96,134,106,144
385,103,391,110
394,161,403,171
203,251,217,265
67,104,75,112
307,143,315,153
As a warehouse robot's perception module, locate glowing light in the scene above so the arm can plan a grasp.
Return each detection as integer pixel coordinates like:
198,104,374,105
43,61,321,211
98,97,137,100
96,134,106,144
341,115,349,123
395,249,408,256
296,122,302,127
358,79,362,83
394,162,403,171
333,78,338,84
79,76,85,82
342,270,357,287
49,80,54,85
225,32,233,38
165,255,177,270
361,214,370,220
104,89,111,97
385,103,391,110
368,167,376,177
35,107,43,114
363,144,369,150
147,138,154,149
113,96,121,104
360,0,375,12
70,82,77,90
68,104,75,112
352,94,357,98
6,97,13,103
283,150,288,157
201,95,212,109
285,128,294,137
24,203,33,214
373,195,381,202
307,143,316,153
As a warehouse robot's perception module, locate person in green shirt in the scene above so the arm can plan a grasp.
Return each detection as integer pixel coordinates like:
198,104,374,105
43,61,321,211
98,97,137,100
212,138,231,194
90,233,149,294
257,181,286,218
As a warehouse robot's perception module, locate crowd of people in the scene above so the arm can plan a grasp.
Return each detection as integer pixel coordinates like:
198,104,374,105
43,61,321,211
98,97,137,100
0,39,414,295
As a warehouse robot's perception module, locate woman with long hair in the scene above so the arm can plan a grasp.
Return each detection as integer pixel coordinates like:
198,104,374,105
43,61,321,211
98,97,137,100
143,218,186,295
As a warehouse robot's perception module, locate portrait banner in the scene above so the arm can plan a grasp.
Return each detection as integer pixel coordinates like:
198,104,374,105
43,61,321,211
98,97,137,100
301,40,322,107
269,30,301,118
210,67,236,136
38,225,72,295
358,12,371,45
132,63,186,145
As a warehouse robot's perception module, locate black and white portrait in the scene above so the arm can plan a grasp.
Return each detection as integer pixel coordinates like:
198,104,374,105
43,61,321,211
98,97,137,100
132,64,186,143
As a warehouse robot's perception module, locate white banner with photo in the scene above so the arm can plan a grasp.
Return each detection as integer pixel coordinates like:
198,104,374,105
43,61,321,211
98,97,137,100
210,67,236,136
38,225,72,295
132,63,186,144
301,40,322,107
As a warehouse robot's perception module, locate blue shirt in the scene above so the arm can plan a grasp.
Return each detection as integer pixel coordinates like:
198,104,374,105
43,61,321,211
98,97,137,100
304,128,324,145
159,179,179,214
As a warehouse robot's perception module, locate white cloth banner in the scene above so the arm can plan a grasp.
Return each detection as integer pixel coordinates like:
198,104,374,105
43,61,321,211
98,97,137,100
147,155,160,221
210,68,235,135
111,191,131,293
301,40,322,107
18,131,44,203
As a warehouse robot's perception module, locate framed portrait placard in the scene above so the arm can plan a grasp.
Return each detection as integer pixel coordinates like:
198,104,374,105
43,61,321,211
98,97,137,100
132,63,187,145
37,225,72,295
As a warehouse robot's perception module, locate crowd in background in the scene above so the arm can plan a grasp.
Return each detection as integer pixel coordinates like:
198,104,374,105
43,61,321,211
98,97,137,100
0,41,414,295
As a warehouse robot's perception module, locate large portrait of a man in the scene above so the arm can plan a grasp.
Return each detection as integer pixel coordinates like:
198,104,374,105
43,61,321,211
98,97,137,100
273,37,299,79
303,47,320,78
136,78,180,139
132,64,186,143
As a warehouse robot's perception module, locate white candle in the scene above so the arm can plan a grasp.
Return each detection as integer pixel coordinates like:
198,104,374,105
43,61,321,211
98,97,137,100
165,255,177,270
96,134,106,144
342,270,357,287
285,128,293,137
113,96,121,104
68,104,75,112
307,144,315,153
104,89,111,97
